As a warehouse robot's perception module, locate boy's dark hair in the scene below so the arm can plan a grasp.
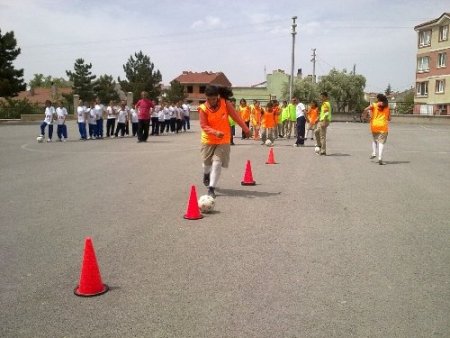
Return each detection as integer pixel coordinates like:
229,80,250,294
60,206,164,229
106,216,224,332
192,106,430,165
321,92,328,98
205,85,233,100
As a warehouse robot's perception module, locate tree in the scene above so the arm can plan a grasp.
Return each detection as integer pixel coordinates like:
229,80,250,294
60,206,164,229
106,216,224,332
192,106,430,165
29,74,72,88
396,89,414,114
119,51,162,103
0,29,26,97
385,83,392,96
94,74,120,103
163,80,186,103
318,68,366,112
66,58,96,102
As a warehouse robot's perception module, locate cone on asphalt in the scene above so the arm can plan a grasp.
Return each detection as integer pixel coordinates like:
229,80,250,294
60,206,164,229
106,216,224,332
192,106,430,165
241,160,256,186
74,237,109,297
265,147,277,164
184,185,203,220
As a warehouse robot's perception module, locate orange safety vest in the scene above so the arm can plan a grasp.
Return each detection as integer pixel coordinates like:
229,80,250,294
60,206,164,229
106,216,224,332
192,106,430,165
250,106,262,126
273,105,281,123
239,105,251,122
370,103,390,133
261,109,276,128
307,107,318,125
198,98,230,144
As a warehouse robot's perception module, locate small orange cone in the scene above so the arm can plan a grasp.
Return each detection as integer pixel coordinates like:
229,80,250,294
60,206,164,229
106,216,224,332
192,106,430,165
241,160,256,186
265,147,277,164
184,185,203,220
74,237,109,297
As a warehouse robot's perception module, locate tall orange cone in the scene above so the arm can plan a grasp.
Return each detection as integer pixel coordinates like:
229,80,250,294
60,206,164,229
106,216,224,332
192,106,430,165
74,237,109,297
184,185,203,220
265,147,277,164
241,160,256,186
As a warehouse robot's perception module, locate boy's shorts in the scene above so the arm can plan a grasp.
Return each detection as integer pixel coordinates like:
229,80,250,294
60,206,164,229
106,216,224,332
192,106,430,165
201,144,230,168
372,132,388,144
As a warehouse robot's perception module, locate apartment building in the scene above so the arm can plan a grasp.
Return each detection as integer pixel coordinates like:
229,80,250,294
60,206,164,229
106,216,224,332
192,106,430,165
414,13,450,115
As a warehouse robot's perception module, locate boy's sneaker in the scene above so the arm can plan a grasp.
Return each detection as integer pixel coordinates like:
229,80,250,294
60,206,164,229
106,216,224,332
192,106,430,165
203,173,210,187
378,160,385,165
207,187,216,199
370,154,376,159
47,139,52,142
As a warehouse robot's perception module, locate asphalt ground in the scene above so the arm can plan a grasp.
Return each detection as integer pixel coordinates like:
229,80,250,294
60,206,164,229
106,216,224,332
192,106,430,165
0,121,449,338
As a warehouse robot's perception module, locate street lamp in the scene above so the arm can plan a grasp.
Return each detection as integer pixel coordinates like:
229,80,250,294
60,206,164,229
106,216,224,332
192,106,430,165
289,16,298,100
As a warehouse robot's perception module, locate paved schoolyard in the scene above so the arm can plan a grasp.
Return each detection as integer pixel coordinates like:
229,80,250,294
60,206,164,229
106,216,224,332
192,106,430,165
1,121,449,337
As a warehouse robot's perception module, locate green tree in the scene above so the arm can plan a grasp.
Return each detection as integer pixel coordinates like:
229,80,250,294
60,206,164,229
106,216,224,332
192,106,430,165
29,74,72,88
318,68,366,112
163,80,186,103
119,51,162,102
0,29,26,97
396,89,414,114
66,58,96,101
385,83,392,96
94,74,120,104
292,78,320,103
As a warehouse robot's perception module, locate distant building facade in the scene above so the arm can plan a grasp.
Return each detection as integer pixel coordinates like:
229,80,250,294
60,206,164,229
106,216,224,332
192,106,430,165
173,71,232,106
414,12,450,115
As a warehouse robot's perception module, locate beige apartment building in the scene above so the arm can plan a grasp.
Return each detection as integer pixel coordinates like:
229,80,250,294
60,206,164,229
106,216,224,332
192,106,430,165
414,12,450,115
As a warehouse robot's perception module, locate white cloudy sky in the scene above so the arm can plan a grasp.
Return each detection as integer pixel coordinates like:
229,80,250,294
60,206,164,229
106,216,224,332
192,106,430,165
0,0,448,92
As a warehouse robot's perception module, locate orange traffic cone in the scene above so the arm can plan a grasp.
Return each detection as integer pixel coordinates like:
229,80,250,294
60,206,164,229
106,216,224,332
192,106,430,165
265,147,277,164
74,237,109,297
241,160,256,186
184,185,203,220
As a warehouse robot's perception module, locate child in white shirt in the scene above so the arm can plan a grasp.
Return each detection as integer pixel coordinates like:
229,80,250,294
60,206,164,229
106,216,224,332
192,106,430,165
40,100,56,142
55,100,68,141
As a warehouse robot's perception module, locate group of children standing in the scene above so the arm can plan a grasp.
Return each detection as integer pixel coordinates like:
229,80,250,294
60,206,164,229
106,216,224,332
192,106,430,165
39,98,191,142
233,98,320,146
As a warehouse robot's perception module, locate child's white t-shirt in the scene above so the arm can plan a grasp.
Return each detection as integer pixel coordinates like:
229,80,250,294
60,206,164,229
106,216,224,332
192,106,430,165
130,109,138,123
77,106,86,123
88,108,96,124
56,107,68,125
118,109,127,123
44,106,55,124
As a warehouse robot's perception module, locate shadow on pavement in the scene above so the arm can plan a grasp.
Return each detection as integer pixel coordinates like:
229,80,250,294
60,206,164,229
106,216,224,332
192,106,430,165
216,188,281,198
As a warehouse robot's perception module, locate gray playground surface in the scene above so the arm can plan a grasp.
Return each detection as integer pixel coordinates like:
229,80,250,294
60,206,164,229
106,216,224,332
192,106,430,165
1,121,449,337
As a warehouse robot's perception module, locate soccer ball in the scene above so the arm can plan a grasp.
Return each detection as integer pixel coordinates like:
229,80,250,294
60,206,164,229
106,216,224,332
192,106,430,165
37,136,44,143
198,194,215,213
265,139,273,147
314,146,320,153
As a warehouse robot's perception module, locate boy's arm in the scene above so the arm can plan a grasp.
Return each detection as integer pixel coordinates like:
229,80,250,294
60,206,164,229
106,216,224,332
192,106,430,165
226,101,250,136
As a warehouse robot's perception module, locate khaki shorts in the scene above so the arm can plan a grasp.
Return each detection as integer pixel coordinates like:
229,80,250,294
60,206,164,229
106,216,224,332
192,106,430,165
372,132,388,144
201,144,230,168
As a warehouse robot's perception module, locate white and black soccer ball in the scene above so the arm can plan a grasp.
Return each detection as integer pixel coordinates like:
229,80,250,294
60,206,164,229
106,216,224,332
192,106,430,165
198,194,215,213
265,139,273,147
314,146,320,153
36,136,44,143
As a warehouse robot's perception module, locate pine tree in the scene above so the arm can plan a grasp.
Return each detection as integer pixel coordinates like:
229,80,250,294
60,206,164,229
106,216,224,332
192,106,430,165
94,74,120,104
0,29,26,97
119,51,162,103
66,58,96,102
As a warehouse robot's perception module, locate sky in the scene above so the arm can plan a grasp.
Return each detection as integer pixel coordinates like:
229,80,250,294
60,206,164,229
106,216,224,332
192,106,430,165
0,0,448,93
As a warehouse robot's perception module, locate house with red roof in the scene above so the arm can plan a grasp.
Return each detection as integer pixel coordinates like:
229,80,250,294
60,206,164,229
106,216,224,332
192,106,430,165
172,71,232,106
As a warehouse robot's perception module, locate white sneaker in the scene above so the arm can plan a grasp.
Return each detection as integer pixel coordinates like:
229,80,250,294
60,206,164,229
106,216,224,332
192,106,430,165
47,139,52,142
370,154,376,159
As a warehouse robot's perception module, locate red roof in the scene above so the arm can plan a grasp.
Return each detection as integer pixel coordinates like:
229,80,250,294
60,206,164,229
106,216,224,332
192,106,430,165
15,87,72,105
174,71,232,87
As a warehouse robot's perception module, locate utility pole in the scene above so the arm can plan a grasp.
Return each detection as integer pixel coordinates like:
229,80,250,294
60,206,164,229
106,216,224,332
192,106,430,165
311,48,317,84
289,16,297,100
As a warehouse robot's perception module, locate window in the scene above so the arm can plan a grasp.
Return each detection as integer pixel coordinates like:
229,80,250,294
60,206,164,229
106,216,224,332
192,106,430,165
418,30,431,47
436,104,448,115
417,56,430,72
436,80,445,93
437,53,447,68
199,85,206,94
186,86,193,93
416,82,428,96
439,25,449,41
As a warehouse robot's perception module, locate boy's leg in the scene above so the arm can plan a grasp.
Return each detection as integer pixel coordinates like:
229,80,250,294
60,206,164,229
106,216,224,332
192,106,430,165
40,122,46,136
48,125,53,140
